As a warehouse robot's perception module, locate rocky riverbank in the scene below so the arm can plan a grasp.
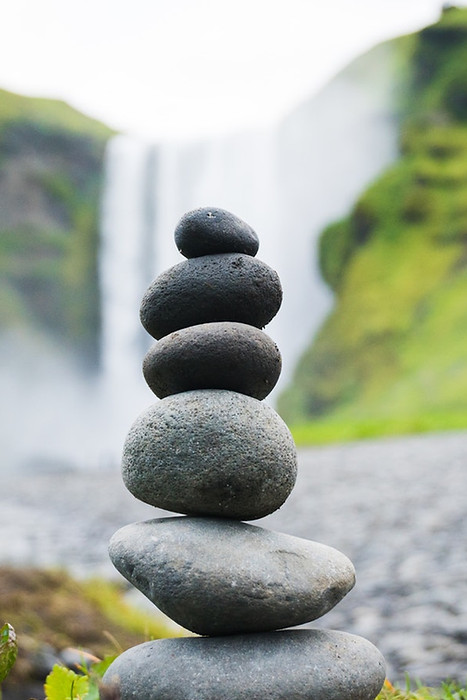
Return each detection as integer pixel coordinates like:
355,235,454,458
1,430,466,686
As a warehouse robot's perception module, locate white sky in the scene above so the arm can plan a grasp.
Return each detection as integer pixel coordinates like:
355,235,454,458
1,0,466,141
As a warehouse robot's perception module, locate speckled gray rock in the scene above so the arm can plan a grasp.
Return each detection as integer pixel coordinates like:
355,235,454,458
109,517,356,635
103,629,386,700
174,207,259,258
122,390,297,519
142,322,281,400
140,254,282,340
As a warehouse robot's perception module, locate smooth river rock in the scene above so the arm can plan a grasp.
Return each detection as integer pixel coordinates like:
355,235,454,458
174,206,260,258
122,390,297,520
139,253,282,340
142,322,281,400
103,629,386,700
109,517,356,635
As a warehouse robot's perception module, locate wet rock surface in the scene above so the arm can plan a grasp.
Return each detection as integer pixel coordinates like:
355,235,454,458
139,253,282,339
143,321,281,400
122,390,297,519
174,207,259,258
103,629,386,700
109,517,355,635
1,431,465,685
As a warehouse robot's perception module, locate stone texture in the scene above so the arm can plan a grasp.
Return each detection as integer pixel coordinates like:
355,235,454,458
9,431,467,685
122,390,297,519
139,254,282,340
103,629,386,700
174,207,259,258
109,517,356,636
142,322,281,400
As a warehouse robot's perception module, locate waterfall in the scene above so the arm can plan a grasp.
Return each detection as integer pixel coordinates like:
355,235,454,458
100,136,154,389
98,136,158,448
0,39,407,475
0,39,403,475
99,41,401,418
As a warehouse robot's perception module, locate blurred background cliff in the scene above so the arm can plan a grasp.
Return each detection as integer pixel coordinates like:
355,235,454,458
2,1,467,470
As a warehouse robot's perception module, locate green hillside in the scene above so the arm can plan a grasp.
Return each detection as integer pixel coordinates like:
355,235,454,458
279,6,467,440
0,87,113,140
0,89,114,365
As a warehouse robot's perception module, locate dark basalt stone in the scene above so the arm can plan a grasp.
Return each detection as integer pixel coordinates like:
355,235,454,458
122,390,297,520
109,517,356,636
174,207,259,258
139,254,282,340
142,322,281,400
103,630,386,700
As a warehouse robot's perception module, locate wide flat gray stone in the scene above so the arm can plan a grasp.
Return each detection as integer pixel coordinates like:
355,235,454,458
142,322,281,400
109,517,356,635
122,390,297,520
174,207,259,258
139,253,282,340
103,629,386,700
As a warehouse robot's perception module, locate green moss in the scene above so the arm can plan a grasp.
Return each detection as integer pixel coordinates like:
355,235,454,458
319,218,351,291
0,88,114,140
279,7,467,435
0,116,109,364
289,411,467,447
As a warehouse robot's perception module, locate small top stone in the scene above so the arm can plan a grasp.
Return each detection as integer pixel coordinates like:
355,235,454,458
174,207,259,258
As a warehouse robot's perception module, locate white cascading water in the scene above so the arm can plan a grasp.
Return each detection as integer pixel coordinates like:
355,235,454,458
99,136,158,452
1,40,404,473
99,40,401,433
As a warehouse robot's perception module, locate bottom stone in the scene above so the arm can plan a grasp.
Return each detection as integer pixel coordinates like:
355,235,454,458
103,629,386,700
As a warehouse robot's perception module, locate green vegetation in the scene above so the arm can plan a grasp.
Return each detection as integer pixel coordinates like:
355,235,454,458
279,6,467,439
2,619,466,699
0,566,180,695
378,679,467,699
290,410,467,447
0,624,18,699
44,663,97,700
43,656,117,700
0,88,114,141
0,90,113,365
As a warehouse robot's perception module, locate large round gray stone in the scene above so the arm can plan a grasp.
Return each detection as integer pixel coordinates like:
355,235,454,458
109,517,356,635
103,629,386,700
142,322,281,400
139,254,282,340
122,390,297,520
174,207,259,258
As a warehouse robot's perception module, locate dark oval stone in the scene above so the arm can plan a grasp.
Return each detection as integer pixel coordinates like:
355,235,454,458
174,207,259,258
122,390,297,520
109,517,356,636
103,630,386,700
139,254,282,340
142,322,281,400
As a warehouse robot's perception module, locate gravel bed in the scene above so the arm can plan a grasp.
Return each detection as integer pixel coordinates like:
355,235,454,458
1,430,466,686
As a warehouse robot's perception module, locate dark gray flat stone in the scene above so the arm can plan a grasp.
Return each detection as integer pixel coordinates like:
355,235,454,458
103,629,386,700
109,517,356,635
174,207,259,258
139,254,282,340
122,390,297,520
142,322,281,400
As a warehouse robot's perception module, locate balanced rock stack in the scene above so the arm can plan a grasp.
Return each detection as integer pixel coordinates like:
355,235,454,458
103,208,386,699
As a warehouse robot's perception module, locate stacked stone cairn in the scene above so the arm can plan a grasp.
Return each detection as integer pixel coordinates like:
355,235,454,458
103,208,386,699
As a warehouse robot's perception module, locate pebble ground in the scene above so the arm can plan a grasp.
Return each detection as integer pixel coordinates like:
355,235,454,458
1,430,466,686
